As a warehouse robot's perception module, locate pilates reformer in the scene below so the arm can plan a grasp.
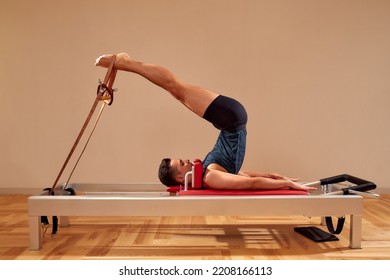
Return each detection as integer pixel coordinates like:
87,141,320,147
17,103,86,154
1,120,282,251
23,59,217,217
29,162,377,251
28,177,374,251
28,57,377,251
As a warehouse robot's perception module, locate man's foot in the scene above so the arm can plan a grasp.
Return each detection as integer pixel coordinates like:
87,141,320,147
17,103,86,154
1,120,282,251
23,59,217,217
95,53,130,70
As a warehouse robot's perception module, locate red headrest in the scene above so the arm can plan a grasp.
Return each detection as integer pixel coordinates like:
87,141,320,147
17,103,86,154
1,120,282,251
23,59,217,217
192,159,203,189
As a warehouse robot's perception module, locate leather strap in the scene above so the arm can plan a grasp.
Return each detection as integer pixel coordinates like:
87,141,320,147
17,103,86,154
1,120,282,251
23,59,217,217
50,55,118,193
325,216,345,234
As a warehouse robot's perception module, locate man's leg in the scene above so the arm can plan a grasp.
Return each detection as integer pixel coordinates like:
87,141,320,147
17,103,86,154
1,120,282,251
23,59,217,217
95,53,218,117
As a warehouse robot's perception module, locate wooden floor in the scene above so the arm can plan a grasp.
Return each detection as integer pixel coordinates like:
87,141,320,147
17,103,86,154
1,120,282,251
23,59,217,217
0,194,389,260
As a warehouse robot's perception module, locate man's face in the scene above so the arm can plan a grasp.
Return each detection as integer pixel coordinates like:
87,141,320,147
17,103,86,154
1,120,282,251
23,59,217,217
170,159,193,184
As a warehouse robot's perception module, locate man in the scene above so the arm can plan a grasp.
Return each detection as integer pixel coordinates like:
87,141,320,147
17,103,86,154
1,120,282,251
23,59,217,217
95,53,315,191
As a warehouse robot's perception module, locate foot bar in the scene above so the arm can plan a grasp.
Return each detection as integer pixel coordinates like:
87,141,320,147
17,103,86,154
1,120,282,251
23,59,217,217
305,174,377,194
320,174,376,193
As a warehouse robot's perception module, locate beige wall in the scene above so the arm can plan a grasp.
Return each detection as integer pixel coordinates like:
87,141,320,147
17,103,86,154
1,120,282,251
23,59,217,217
1,0,389,193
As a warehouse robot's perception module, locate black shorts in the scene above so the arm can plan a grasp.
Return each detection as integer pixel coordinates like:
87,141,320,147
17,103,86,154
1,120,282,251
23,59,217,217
203,95,247,132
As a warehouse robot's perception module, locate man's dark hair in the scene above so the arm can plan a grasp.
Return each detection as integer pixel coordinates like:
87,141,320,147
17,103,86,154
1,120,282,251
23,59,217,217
158,158,179,186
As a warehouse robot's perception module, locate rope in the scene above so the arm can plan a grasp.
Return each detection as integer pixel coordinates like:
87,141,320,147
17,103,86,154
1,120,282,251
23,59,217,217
50,55,117,194
64,101,106,188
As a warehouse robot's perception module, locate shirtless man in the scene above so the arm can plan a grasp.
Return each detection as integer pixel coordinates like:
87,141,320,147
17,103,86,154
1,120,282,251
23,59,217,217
95,53,315,191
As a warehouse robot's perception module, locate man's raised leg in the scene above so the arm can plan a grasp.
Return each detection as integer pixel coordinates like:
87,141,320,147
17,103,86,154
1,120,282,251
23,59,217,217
95,53,218,118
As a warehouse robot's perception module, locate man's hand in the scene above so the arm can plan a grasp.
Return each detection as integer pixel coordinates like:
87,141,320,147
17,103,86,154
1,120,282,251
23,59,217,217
288,181,317,191
266,173,299,182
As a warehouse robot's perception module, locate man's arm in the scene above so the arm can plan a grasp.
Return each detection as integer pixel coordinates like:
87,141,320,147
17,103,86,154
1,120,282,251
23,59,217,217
238,170,299,181
204,164,315,191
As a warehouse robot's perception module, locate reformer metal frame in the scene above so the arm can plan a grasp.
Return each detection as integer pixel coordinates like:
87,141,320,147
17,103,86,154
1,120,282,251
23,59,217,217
28,183,364,251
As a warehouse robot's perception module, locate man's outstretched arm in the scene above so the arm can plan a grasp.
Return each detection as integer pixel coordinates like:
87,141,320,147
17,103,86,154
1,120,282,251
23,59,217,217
204,168,316,191
238,170,299,181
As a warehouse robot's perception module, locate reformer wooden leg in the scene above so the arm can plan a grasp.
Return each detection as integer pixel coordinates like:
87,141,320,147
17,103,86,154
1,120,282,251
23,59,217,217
350,214,362,249
29,216,41,251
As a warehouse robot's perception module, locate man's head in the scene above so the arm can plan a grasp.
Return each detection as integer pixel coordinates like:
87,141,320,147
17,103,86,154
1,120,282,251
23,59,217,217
158,158,192,186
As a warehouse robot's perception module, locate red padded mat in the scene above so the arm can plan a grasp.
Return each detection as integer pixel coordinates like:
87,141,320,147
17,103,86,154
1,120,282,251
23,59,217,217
167,188,308,196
